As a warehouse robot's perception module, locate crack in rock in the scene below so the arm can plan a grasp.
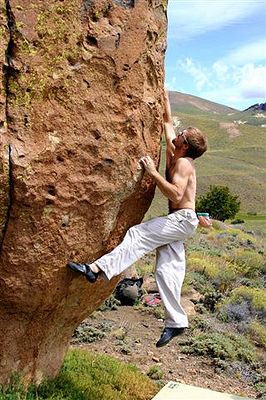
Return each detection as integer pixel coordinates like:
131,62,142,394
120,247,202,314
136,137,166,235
0,1,15,250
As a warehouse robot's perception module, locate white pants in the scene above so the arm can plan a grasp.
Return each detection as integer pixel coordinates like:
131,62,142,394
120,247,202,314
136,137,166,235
96,209,198,328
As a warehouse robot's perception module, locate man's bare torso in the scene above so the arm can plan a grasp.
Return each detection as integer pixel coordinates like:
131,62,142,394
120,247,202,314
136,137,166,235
166,156,196,212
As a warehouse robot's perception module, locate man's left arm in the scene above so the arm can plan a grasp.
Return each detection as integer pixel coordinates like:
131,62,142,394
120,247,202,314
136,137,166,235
141,156,189,203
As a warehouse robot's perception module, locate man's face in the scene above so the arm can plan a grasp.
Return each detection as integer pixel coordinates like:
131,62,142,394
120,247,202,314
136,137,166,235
172,130,189,150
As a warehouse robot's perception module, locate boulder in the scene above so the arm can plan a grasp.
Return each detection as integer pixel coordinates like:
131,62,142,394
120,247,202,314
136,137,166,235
0,0,167,384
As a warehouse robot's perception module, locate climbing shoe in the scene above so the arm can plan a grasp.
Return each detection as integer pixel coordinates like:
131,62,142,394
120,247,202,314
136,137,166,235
68,262,99,283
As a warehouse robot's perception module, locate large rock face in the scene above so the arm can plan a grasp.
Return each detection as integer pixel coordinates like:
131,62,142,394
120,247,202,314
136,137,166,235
0,0,167,384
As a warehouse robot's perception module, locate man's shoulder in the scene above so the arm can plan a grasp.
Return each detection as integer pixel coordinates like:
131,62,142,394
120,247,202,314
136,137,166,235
176,157,193,167
174,157,194,174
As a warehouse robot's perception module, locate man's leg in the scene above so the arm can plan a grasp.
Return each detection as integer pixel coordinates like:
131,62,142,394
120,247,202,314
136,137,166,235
155,242,188,347
156,242,188,327
95,213,191,280
69,212,195,281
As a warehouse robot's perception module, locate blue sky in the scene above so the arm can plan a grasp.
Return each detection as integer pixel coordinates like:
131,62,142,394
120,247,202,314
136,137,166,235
165,0,266,110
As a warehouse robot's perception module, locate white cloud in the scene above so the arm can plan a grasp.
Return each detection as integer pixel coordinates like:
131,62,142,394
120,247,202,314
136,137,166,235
177,58,266,109
180,58,211,90
238,64,266,98
221,39,266,64
167,0,265,40
212,61,229,82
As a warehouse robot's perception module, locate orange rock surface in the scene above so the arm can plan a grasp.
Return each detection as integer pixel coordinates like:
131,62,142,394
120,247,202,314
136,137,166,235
0,0,167,383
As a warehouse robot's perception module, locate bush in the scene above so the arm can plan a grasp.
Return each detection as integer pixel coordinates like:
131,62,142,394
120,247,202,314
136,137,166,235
249,320,266,348
200,291,224,312
227,249,266,277
187,253,238,293
98,294,121,311
183,270,214,294
189,315,211,332
196,185,240,221
231,219,245,224
218,300,252,324
180,333,257,365
134,303,165,320
218,286,266,324
147,365,164,380
230,286,266,314
72,320,114,344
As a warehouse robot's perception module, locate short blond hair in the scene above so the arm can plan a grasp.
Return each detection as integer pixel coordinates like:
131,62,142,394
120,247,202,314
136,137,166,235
185,127,208,159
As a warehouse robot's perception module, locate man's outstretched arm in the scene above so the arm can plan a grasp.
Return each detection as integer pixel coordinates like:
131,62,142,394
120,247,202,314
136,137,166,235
163,89,176,163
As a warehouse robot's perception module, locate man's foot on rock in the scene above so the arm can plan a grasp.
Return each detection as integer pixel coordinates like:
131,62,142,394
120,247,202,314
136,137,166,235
68,262,99,283
156,327,185,348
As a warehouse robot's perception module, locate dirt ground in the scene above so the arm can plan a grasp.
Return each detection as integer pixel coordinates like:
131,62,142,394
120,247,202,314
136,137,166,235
71,305,258,399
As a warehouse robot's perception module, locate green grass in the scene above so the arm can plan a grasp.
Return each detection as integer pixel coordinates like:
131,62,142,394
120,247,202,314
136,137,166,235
0,350,158,400
233,213,266,235
236,213,266,221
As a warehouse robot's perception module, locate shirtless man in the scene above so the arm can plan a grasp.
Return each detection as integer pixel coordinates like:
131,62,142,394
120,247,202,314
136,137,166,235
68,90,208,347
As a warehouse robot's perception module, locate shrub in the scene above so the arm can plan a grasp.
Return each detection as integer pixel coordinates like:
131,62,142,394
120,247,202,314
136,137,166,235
183,271,214,294
218,300,252,324
136,262,155,276
189,315,211,332
196,185,240,221
187,253,221,278
147,365,164,380
72,320,113,344
218,286,266,324
227,249,266,277
238,277,264,289
230,286,266,314
249,320,266,349
180,333,257,365
187,253,237,292
98,294,121,311
134,303,165,320
231,219,245,224
200,291,224,312
72,325,106,344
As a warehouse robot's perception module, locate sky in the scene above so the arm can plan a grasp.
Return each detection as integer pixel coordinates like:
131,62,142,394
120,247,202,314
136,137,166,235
165,0,266,110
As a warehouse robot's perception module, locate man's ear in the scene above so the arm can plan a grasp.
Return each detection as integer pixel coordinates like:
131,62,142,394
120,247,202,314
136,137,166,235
183,143,189,156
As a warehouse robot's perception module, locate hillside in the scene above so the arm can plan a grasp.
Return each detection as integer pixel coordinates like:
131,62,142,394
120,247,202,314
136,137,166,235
168,91,239,114
148,91,266,215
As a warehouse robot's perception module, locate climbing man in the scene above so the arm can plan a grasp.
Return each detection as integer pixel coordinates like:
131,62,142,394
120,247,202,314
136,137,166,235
68,89,208,347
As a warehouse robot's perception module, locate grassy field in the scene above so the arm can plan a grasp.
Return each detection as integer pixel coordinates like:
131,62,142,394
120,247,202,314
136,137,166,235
234,213,266,236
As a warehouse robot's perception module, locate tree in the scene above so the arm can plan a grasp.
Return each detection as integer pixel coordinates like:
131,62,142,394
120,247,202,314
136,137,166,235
196,185,241,221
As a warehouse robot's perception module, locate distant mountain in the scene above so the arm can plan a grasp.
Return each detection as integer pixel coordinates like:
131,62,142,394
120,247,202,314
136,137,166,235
168,91,239,114
243,103,266,112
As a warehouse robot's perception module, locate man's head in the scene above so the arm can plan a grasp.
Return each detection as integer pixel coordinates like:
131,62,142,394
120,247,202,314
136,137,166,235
174,127,208,159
